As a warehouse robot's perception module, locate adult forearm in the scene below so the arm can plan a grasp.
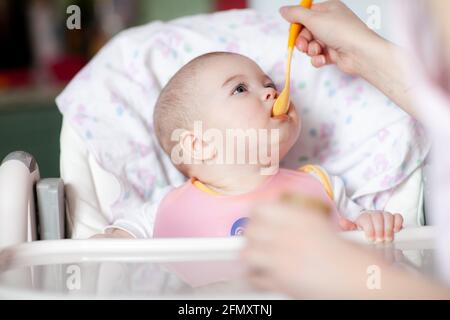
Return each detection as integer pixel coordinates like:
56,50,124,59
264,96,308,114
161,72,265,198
354,35,416,118
328,242,450,299
333,241,450,299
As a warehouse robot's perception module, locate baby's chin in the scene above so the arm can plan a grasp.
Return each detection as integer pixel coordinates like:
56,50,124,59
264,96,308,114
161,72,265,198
279,126,301,158
271,104,301,140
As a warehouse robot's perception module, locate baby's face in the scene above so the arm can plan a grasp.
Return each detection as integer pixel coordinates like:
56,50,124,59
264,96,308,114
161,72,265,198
194,54,301,162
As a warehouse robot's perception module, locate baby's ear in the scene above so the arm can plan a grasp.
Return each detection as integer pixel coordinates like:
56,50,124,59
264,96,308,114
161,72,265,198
179,131,216,162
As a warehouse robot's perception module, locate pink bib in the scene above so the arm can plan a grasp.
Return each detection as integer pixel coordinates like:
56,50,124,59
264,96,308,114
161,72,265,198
153,169,338,238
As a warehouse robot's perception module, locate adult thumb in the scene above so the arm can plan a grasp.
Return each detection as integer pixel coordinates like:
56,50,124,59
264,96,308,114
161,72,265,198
279,5,314,25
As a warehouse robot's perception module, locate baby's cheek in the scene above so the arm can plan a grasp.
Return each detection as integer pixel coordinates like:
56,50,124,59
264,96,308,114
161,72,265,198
242,107,264,124
240,112,268,130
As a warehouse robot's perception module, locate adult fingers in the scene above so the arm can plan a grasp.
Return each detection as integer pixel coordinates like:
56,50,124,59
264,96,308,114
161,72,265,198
240,247,273,273
246,271,278,292
299,27,313,41
279,5,315,26
311,55,328,68
307,40,323,56
296,29,316,53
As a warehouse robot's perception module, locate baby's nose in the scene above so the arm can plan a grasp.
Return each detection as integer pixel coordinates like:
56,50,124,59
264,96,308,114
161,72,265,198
263,88,278,101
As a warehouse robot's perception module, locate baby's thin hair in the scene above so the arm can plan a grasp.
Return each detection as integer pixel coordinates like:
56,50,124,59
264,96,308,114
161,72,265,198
153,51,235,174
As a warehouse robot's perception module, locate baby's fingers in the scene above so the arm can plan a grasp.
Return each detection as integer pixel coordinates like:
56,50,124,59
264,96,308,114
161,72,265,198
357,215,375,242
370,212,385,243
383,212,394,242
393,214,404,232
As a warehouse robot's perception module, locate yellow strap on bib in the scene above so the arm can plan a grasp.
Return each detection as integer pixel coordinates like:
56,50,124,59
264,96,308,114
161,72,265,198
298,165,334,200
192,178,219,196
192,165,334,199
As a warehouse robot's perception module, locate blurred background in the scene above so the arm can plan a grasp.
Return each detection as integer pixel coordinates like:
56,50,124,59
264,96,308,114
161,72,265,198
0,0,390,178
0,0,247,177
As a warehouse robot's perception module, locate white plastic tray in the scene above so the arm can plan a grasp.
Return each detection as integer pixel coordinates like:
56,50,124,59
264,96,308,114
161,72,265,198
0,227,437,299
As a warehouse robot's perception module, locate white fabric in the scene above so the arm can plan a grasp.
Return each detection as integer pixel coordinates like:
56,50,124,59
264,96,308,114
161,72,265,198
56,9,429,238
304,166,363,221
60,120,111,238
330,175,364,222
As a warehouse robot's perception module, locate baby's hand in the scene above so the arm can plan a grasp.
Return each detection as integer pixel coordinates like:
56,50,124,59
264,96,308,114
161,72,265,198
355,211,403,243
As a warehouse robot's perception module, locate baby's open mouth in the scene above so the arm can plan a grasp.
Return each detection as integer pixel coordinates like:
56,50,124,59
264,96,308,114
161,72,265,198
272,114,289,121
271,103,292,121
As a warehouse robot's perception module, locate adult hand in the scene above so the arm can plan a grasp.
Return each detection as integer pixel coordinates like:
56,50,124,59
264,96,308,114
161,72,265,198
241,198,450,299
280,0,417,118
280,0,380,75
241,200,380,298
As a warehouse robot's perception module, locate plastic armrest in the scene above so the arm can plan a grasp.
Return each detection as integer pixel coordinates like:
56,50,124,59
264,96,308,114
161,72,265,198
36,178,66,240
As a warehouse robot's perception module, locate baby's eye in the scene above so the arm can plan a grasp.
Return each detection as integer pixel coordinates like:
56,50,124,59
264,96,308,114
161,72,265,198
265,83,277,90
232,83,248,95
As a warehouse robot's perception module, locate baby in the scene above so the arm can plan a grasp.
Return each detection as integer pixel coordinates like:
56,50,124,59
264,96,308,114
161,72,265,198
152,52,403,242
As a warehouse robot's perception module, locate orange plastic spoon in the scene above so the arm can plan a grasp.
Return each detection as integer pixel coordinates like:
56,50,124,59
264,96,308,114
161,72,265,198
272,0,313,117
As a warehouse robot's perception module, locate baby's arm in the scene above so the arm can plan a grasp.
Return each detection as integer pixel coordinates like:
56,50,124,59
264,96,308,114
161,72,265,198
306,166,404,242
90,185,174,239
